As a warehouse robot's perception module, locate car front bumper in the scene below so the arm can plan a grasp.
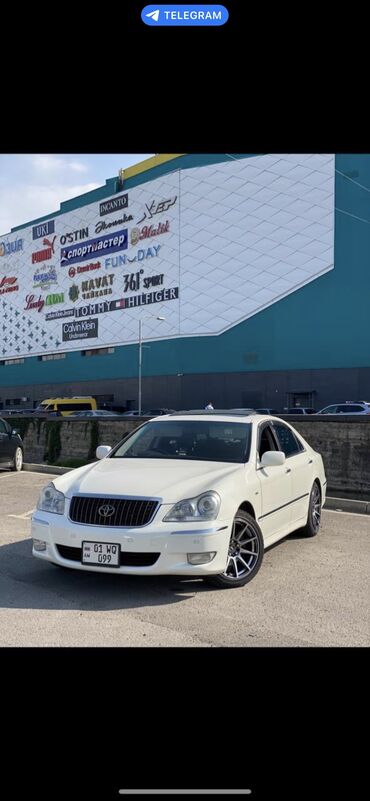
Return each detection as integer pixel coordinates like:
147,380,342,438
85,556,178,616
31,511,232,576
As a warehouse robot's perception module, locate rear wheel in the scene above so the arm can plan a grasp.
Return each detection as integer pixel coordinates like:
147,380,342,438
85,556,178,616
12,447,23,472
205,510,264,589
301,481,322,537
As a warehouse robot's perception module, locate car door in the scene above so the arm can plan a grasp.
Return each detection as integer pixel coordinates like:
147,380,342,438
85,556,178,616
0,418,13,465
256,422,293,540
271,421,313,525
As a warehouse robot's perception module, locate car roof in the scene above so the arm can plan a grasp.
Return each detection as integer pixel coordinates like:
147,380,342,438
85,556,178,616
149,411,277,423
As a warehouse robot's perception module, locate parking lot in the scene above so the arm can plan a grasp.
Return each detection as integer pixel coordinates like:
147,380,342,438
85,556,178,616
0,470,369,647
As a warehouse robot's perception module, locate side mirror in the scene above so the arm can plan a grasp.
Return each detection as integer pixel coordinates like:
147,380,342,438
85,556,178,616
96,445,112,460
12,429,20,436
260,450,286,467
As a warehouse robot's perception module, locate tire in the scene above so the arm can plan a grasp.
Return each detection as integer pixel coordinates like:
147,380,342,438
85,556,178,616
205,510,264,589
301,481,322,537
12,447,23,472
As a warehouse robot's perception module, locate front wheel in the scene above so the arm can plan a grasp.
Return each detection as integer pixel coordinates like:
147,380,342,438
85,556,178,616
301,481,322,537
12,447,23,472
204,510,264,589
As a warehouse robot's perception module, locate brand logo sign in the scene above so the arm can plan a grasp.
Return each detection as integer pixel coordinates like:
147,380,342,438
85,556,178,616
62,318,99,341
0,276,19,294
105,245,161,269
99,194,128,216
61,230,128,265
32,236,56,264
45,308,75,321
69,274,115,302
130,221,169,246
0,237,23,257
137,196,177,224
45,292,64,306
68,261,102,278
24,294,45,313
60,228,89,245
95,214,133,234
32,220,55,240
33,266,58,290
113,286,179,309
98,504,115,518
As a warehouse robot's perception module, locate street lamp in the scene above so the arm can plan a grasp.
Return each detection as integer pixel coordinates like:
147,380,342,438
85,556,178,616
138,316,165,415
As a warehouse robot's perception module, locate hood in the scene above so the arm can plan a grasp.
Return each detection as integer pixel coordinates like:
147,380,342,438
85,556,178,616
54,457,244,503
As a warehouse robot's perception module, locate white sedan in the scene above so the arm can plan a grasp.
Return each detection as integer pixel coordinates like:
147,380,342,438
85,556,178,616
31,412,326,589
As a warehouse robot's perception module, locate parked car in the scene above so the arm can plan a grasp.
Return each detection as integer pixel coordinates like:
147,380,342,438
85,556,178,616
121,409,175,417
145,408,176,416
68,410,123,418
285,408,317,414
0,417,24,471
32,411,326,589
255,408,279,414
317,401,370,415
228,408,256,414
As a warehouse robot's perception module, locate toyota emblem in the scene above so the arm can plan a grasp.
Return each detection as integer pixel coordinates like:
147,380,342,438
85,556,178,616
98,504,115,518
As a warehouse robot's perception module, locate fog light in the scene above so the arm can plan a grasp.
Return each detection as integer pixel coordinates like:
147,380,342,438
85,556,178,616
187,551,216,565
33,538,47,551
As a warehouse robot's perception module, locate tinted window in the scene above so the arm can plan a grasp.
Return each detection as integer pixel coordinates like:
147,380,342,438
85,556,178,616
336,404,361,413
273,423,303,456
56,403,92,411
319,405,338,414
111,420,252,463
0,419,8,434
287,408,304,414
258,424,278,460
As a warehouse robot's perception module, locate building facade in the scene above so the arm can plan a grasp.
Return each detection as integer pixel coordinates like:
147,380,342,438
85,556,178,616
0,153,369,412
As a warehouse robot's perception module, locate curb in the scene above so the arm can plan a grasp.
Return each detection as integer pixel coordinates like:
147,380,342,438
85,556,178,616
324,496,370,515
23,463,73,475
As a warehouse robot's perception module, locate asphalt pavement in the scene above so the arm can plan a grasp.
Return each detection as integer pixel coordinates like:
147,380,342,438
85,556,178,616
0,469,369,647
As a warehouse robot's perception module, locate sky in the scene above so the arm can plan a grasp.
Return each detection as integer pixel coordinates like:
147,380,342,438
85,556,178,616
0,153,154,235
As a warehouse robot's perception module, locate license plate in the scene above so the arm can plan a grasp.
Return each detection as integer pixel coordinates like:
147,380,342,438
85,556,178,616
82,541,120,567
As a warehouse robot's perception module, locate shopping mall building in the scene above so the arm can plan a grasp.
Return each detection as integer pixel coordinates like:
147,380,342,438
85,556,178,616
0,153,369,412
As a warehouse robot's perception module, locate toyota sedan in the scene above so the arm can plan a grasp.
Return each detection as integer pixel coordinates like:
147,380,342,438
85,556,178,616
31,412,326,588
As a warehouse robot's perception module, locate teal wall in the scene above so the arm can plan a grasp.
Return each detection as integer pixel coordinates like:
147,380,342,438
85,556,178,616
2,153,370,389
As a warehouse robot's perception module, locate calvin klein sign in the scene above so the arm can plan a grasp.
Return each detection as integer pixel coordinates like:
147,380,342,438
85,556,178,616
62,318,99,341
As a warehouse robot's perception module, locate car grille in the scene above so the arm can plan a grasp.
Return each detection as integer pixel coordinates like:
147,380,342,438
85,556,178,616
69,496,159,527
56,544,160,567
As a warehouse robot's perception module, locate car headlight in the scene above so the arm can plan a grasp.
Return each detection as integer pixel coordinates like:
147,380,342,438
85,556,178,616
163,491,221,522
37,483,65,515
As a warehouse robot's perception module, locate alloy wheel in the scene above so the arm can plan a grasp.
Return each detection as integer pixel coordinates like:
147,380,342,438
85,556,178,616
311,483,321,531
224,515,260,580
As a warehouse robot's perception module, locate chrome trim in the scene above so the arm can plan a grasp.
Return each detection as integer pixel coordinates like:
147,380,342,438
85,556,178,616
258,492,310,520
67,494,161,528
170,527,223,536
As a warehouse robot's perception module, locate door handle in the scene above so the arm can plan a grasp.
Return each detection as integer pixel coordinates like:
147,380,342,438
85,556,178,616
286,467,291,473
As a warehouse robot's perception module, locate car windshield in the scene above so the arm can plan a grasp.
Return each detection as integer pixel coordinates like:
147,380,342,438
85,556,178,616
110,420,252,463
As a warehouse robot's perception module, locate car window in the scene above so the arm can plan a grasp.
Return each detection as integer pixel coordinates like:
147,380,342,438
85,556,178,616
288,408,303,414
320,405,337,414
110,420,252,463
0,419,8,434
272,423,304,456
336,404,361,413
257,424,278,460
